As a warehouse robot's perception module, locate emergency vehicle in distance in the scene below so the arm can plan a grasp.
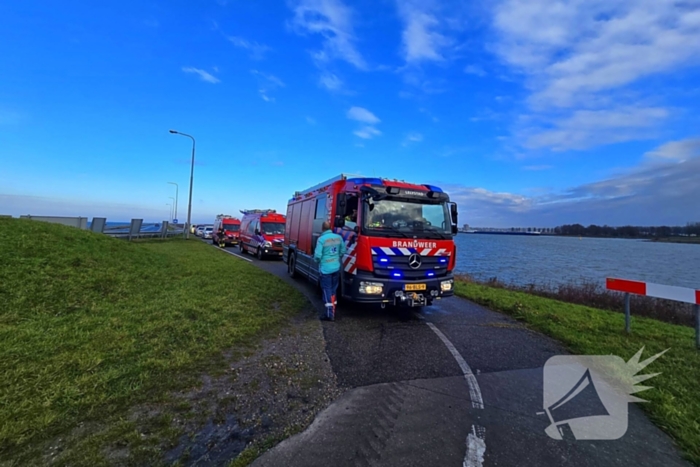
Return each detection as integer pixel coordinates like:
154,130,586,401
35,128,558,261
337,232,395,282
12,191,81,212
283,174,458,308
212,214,241,247
239,209,286,260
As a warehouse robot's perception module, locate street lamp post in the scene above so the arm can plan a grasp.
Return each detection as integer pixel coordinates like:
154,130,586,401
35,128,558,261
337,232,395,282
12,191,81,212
168,197,176,221
169,130,195,239
167,182,179,222
166,203,172,222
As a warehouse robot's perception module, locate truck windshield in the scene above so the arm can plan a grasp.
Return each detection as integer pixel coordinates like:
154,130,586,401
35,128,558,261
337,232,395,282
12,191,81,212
223,224,240,231
261,222,285,235
363,199,452,237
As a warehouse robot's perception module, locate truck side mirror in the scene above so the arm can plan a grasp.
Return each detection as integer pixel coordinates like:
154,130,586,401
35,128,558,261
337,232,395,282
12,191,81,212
255,229,260,235
451,225,458,235
449,202,458,224
337,193,347,217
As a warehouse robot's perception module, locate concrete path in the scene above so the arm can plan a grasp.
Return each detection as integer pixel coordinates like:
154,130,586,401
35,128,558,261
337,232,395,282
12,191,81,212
214,243,690,467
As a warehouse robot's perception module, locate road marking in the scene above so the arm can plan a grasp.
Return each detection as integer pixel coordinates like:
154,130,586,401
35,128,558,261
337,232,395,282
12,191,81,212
424,321,483,409
202,238,254,262
465,425,486,467
221,249,253,262
416,313,486,467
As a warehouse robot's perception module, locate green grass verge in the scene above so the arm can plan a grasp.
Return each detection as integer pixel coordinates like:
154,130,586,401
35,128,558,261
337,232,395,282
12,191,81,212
454,281,700,465
652,237,700,244
0,218,306,465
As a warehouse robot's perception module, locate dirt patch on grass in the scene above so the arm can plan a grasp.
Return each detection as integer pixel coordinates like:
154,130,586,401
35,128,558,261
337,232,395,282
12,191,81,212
142,313,339,466
39,311,340,467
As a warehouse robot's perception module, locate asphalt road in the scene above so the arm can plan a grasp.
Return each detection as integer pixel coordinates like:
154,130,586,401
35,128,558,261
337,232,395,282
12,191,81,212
207,240,690,467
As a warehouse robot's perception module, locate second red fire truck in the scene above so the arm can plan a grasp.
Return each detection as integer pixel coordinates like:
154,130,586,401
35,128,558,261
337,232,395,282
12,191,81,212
283,174,459,308
212,214,242,247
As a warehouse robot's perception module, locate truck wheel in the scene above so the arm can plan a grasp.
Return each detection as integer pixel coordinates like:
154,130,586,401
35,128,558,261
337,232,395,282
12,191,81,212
257,248,264,260
240,242,245,254
288,253,298,278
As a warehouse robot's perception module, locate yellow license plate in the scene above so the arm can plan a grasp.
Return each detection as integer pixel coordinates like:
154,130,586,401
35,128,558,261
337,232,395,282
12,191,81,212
404,283,426,291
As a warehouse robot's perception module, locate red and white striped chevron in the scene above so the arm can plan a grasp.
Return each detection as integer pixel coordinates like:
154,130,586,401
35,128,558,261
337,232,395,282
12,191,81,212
606,277,700,305
342,242,358,275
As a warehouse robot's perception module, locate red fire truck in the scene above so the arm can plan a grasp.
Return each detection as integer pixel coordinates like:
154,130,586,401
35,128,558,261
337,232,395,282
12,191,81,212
239,209,286,260
283,174,458,308
212,214,242,247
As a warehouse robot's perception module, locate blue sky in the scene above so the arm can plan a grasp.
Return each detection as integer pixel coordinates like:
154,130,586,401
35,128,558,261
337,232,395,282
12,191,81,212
2,0,700,227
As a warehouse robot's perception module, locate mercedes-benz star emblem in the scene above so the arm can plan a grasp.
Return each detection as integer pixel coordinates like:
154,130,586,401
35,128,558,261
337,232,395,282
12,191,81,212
408,253,422,269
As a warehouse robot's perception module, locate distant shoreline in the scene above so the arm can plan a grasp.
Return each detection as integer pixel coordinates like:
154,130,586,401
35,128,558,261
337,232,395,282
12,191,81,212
646,236,700,244
459,231,700,244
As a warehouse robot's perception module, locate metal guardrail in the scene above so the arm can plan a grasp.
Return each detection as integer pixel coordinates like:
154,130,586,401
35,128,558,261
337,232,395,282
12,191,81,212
15,215,185,240
606,277,700,349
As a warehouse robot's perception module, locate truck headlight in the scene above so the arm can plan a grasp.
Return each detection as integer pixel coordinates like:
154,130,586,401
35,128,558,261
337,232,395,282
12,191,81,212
440,279,453,292
359,281,383,294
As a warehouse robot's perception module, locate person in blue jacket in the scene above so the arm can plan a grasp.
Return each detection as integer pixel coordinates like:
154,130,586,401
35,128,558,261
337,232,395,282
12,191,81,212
314,221,347,321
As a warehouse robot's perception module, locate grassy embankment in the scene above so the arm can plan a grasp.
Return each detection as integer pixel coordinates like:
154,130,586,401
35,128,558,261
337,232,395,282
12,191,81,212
0,218,306,466
651,237,700,244
454,280,700,465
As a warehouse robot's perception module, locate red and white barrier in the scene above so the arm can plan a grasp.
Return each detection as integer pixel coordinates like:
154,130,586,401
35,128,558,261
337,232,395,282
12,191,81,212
606,278,700,305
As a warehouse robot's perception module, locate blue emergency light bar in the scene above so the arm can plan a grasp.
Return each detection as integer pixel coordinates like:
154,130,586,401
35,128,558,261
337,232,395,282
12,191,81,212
240,209,277,215
347,177,383,186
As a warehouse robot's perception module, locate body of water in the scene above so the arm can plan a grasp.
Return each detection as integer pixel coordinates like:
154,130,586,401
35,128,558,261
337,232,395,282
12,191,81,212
454,234,700,289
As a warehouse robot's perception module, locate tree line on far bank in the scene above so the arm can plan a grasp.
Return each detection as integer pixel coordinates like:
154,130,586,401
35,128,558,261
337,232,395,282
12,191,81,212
553,222,700,238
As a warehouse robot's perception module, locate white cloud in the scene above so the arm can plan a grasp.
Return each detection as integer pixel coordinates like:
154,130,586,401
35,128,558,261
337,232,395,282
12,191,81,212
402,132,424,146
251,70,285,102
419,107,439,122
290,0,366,69
346,106,381,139
525,106,669,151
181,67,220,83
464,65,486,77
227,36,271,60
354,126,382,139
318,72,343,91
493,0,700,107
644,138,700,162
346,106,380,124
490,0,700,150
446,140,700,226
251,70,284,88
396,1,451,63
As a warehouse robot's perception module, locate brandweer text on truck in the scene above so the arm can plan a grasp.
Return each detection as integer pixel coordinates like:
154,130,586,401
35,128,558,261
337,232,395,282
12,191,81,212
283,174,458,308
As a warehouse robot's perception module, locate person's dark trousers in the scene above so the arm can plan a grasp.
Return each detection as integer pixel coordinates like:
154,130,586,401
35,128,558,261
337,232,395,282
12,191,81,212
319,271,340,320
